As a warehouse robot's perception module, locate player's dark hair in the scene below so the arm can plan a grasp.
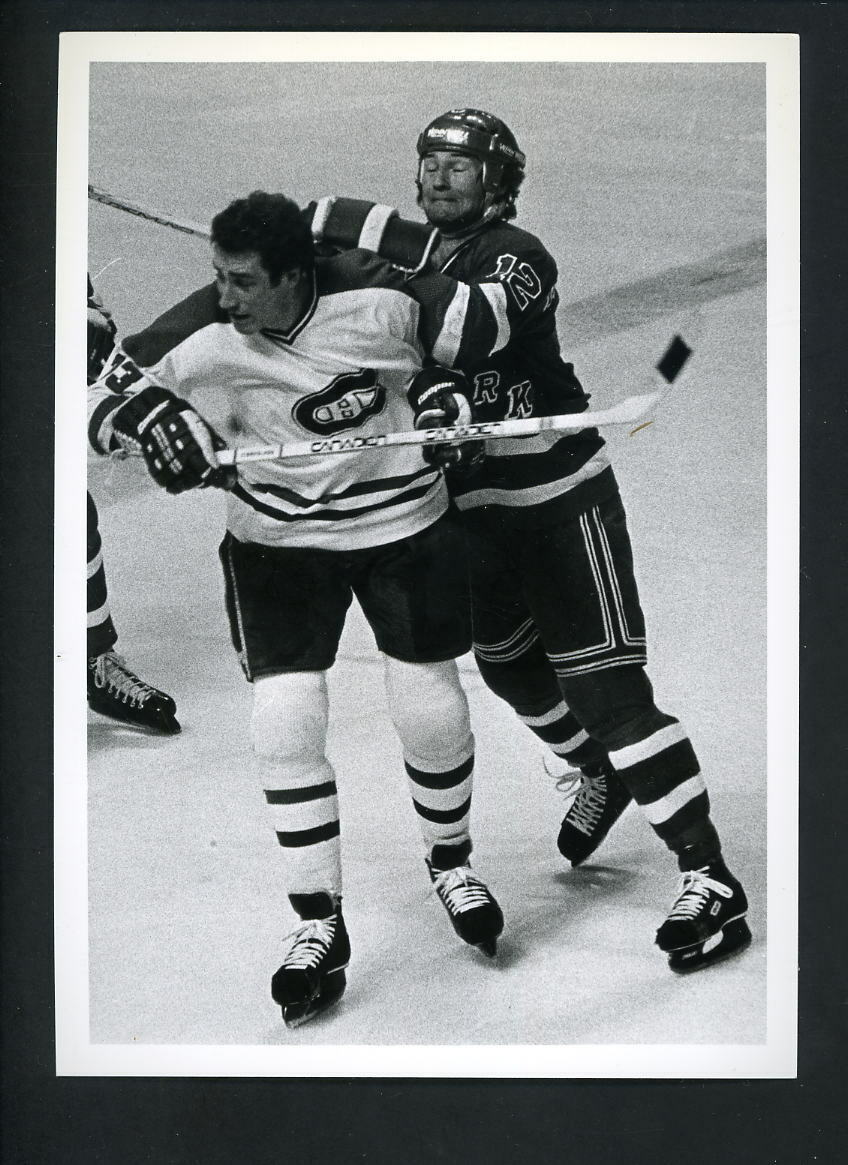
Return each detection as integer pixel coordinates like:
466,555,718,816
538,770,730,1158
211,191,315,284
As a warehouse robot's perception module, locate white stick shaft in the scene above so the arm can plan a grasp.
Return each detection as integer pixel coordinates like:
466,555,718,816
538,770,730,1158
216,389,662,466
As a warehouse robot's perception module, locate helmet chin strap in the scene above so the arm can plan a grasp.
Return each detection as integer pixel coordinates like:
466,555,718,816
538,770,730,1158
436,193,508,238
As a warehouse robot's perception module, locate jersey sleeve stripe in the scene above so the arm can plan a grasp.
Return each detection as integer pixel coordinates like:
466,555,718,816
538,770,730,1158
478,281,510,355
430,280,471,367
358,204,396,253
309,196,335,241
88,395,121,452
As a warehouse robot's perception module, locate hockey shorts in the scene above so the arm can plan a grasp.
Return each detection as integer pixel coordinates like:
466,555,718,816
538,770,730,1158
219,510,472,679
466,490,649,679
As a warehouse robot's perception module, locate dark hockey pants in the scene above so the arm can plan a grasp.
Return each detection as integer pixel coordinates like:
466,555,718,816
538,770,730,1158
466,493,720,868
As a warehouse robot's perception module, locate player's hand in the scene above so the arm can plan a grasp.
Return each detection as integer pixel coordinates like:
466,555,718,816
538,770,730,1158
111,386,236,494
407,365,483,473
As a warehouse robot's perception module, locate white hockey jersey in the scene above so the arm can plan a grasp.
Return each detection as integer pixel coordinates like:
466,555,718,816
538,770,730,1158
88,249,510,550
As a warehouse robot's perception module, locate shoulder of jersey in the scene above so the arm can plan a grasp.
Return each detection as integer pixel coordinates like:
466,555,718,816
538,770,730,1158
477,220,556,267
123,282,227,367
315,248,410,298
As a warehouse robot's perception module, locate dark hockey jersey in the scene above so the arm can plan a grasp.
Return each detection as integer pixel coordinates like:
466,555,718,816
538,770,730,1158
433,219,618,525
88,249,514,551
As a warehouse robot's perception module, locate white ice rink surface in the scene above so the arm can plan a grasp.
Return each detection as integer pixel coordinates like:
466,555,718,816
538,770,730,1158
68,54,793,1069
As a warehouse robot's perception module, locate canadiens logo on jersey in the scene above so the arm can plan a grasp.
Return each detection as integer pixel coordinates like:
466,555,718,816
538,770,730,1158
291,368,387,436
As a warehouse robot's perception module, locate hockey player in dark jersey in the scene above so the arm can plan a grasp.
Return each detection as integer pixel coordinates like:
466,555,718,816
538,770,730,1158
348,108,749,974
86,277,180,734
87,192,518,1024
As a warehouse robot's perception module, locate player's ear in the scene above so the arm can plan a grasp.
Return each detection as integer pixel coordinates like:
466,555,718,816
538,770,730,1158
278,266,304,290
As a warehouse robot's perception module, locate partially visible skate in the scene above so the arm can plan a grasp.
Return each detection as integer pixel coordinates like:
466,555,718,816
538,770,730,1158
87,651,180,734
556,761,632,866
271,893,350,1028
427,842,504,957
656,859,751,974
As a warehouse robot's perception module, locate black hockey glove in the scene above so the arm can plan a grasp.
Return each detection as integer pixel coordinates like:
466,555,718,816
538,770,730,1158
407,365,484,474
111,386,236,494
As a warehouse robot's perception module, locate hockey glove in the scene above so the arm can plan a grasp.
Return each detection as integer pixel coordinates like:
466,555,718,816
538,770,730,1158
407,365,484,473
87,293,117,385
111,386,236,494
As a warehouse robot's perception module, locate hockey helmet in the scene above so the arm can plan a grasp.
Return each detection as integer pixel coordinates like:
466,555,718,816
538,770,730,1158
416,108,526,204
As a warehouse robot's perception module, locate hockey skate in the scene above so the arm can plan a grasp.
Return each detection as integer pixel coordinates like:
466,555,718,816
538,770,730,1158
87,651,180,734
556,761,632,866
655,858,751,973
271,893,351,1028
426,842,504,957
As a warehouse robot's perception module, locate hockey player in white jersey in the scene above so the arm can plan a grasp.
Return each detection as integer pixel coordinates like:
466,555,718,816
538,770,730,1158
88,191,517,1026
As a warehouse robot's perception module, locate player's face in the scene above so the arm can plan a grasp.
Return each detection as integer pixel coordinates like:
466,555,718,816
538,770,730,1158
419,151,486,230
212,246,301,334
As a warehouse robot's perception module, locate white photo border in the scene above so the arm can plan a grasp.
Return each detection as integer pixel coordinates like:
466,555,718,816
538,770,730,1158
55,29,800,1079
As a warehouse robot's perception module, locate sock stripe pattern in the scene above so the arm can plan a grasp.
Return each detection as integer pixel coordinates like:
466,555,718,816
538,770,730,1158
411,795,473,825
650,791,711,845
515,700,595,761
405,755,474,789
264,772,342,891
405,757,473,844
608,720,706,844
265,781,338,805
275,820,341,848
264,777,339,846
513,698,611,769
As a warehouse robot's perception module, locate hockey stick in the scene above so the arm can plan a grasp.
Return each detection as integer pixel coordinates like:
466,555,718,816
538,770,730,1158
217,392,657,466
215,335,692,466
88,184,210,239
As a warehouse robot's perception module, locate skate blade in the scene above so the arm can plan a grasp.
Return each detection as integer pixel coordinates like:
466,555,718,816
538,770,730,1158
152,715,181,735
474,939,498,958
667,918,752,974
88,704,181,735
280,970,347,1029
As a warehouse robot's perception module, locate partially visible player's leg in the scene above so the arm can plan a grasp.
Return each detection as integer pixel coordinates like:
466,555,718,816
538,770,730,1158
382,655,503,955
358,512,503,955
86,491,180,734
251,671,350,1024
561,664,751,970
538,493,750,971
220,532,353,1023
465,509,630,865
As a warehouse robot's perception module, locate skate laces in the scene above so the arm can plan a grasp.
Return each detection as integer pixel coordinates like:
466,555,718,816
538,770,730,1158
90,652,157,707
542,751,581,791
280,917,337,970
430,865,493,915
666,868,734,921
564,773,608,836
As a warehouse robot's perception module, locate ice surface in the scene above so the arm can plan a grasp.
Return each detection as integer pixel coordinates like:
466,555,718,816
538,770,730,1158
77,60,775,1057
